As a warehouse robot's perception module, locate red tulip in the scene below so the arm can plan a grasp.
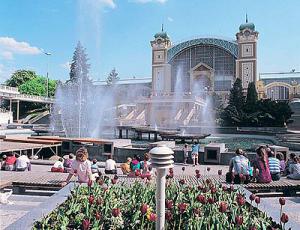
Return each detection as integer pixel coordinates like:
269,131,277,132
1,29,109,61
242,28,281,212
281,213,289,223
279,197,286,206
208,197,215,204
182,166,185,171
235,215,243,226
73,169,78,174
229,185,234,192
95,212,101,220
88,195,94,205
197,185,203,191
165,200,173,209
218,169,222,176
149,213,157,222
196,174,201,179
146,175,152,180
141,174,146,179
193,208,201,215
239,173,244,179
169,168,173,174
236,196,245,206
206,178,212,185
179,179,185,185
178,203,188,213
195,169,200,175
210,187,217,194
87,180,93,187
222,186,227,192
202,187,208,193
165,211,173,221
96,198,103,205
98,179,104,186
114,175,118,180
255,197,260,205
111,179,117,184
249,226,257,230
196,194,207,204
219,201,228,213
207,167,211,172
249,194,256,201
140,204,148,214
82,219,90,230
112,208,121,217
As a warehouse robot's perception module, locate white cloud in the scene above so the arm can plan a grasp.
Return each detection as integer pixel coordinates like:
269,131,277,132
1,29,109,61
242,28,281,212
100,0,116,8
0,63,15,83
0,37,41,55
1,51,13,60
167,17,173,22
85,0,116,9
131,0,167,4
61,61,71,70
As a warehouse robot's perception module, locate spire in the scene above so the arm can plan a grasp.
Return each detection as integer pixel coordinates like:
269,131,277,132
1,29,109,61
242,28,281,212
161,23,164,32
246,13,248,23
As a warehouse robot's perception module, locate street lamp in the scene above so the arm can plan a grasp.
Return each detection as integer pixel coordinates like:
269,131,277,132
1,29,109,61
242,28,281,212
44,52,51,98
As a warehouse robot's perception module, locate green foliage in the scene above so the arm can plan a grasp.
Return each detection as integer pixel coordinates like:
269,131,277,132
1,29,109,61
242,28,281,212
220,79,292,127
228,78,245,111
34,178,276,229
69,41,91,83
245,82,258,113
18,76,57,97
6,70,36,87
106,68,119,86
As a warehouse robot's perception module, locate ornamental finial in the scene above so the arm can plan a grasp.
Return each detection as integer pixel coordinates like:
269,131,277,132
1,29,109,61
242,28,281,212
161,23,164,32
246,13,248,23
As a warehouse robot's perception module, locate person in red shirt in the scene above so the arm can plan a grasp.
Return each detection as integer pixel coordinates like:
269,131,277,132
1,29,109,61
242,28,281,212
5,153,17,171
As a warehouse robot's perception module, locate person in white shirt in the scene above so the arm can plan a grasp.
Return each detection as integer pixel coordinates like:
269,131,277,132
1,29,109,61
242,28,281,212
105,155,117,174
16,155,30,171
51,158,64,173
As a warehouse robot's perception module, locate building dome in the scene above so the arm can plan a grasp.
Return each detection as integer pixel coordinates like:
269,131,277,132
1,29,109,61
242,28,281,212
239,22,255,31
154,31,169,40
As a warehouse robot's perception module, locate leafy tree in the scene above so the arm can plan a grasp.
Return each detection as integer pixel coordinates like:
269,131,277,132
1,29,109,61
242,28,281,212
6,70,36,87
106,68,119,85
18,76,57,97
69,41,91,83
244,82,258,113
228,78,245,112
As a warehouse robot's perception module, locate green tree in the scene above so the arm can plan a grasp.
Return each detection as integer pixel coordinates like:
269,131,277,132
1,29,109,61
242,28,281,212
69,41,90,83
244,82,258,113
6,70,36,87
228,78,245,111
18,76,57,97
106,68,119,86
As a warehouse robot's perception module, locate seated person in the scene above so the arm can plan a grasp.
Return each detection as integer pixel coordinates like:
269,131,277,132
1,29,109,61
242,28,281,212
267,151,281,181
63,154,74,173
130,155,141,171
276,152,286,174
228,149,250,184
4,153,17,171
141,153,151,174
1,155,7,170
51,158,64,173
91,159,100,174
285,153,296,175
253,146,272,183
287,156,300,180
120,157,132,175
105,155,117,174
15,154,31,171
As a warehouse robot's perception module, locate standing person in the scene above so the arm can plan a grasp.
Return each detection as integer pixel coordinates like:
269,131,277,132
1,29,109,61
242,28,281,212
267,151,281,181
4,153,16,171
141,153,151,174
191,142,200,166
62,148,93,185
228,149,250,184
183,144,189,165
253,146,272,183
15,154,31,171
105,155,117,174
287,156,300,180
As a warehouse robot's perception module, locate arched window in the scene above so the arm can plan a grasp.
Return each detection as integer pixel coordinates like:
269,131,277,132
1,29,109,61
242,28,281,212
266,85,289,100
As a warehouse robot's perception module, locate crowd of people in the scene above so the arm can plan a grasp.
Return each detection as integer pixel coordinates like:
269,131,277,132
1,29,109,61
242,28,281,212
227,146,300,184
0,153,31,171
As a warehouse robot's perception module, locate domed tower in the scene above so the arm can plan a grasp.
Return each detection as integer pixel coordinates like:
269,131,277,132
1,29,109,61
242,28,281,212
150,25,172,94
236,15,259,90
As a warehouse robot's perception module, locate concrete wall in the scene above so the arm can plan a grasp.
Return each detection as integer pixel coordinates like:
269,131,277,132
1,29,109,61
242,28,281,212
0,111,13,124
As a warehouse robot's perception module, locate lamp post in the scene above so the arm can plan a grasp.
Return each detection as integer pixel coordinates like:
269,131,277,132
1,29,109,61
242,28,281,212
44,52,51,98
149,145,174,230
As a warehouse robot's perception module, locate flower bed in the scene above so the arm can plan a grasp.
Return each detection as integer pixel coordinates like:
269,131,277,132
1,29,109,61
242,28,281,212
33,176,285,230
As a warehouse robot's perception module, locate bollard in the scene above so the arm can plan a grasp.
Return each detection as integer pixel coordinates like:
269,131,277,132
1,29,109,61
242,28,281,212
149,145,174,230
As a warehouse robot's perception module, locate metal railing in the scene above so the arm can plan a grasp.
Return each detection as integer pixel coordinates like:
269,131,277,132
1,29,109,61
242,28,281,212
0,85,19,92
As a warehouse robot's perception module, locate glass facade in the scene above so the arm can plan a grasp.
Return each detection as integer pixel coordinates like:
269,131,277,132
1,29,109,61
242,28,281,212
266,86,289,100
169,44,236,92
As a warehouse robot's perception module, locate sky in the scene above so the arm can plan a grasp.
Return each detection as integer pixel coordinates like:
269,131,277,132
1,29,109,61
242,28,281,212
0,0,299,83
